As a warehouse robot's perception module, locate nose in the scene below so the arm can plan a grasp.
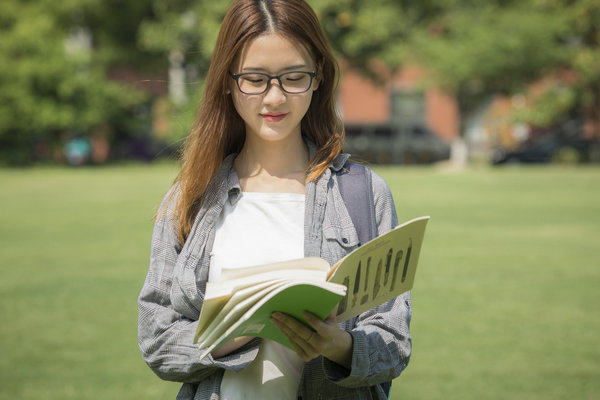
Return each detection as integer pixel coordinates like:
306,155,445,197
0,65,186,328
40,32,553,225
263,78,286,105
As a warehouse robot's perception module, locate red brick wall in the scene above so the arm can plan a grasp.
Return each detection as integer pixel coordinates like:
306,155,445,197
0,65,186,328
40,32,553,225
338,70,389,124
426,88,459,142
338,65,459,142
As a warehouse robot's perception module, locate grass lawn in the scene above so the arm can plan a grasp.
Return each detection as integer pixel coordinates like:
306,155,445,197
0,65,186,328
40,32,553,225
0,163,598,399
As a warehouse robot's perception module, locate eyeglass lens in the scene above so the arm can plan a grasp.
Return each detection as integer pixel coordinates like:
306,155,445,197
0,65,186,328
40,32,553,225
237,72,312,94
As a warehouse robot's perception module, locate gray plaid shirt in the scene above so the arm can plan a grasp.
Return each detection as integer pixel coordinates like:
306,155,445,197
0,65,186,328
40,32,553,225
138,152,412,400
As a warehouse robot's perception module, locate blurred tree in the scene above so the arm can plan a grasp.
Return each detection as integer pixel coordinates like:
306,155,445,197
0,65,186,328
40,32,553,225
308,0,420,77
137,0,226,142
4,0,594,164
512,0,600,131
411,2,568,113
400,0,600,150
0,0,150,165
137,0,424,79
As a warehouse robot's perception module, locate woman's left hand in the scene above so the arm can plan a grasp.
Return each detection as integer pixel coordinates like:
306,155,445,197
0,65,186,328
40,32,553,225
270,309,353,368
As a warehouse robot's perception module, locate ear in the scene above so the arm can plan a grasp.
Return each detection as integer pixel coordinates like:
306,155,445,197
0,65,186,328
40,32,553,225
313,60,324,91
312,75,320,92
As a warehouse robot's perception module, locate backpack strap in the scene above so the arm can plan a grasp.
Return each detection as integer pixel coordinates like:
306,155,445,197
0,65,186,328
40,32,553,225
337,161,392,398
337,161,377,246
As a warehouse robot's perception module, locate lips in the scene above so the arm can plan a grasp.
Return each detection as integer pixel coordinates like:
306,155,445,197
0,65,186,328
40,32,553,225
261,112,287,122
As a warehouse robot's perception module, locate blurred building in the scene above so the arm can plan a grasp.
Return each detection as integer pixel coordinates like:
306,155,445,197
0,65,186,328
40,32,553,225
338,64,458,164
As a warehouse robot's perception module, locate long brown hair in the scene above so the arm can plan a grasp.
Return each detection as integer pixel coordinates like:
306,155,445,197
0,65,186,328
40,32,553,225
169,0,344,244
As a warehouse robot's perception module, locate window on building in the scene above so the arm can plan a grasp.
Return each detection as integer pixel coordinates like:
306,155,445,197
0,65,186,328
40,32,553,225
391,90,425,126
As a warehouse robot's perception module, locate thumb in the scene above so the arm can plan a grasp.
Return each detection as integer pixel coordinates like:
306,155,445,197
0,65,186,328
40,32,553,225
326,305,339,322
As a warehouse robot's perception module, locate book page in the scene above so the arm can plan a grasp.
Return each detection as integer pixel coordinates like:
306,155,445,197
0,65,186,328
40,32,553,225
199,280,346,358
195,280,289,347
195,279,286,344
220,257,330,280
328,216,429,321
205,257,330,300
197,265,330,332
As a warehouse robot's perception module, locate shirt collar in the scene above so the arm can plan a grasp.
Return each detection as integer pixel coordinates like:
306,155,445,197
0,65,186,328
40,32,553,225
215,154,241,205
306,140,350,173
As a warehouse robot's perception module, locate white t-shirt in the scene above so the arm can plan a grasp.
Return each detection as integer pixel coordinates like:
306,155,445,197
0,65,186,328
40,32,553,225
209,192,305,400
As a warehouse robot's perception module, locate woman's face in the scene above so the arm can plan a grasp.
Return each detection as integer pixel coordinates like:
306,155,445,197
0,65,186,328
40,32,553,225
230,33,319,147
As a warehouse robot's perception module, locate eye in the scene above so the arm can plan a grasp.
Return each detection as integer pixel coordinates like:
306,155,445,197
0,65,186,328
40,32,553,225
241,74,267,84
282,73,306,82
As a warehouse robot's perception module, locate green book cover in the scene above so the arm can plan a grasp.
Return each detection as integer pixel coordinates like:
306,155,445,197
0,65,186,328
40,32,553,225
199,281,345,358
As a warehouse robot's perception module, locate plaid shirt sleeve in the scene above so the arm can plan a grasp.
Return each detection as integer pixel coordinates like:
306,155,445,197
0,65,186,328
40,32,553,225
137,187,259,383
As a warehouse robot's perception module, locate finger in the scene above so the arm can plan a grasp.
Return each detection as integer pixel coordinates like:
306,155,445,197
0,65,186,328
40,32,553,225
302,311,321,328
271,312,320,348
272,312,314,335
271,312,330,358
271,316,319,360
271,314,314,344
327,304,339,320
303,311,335,337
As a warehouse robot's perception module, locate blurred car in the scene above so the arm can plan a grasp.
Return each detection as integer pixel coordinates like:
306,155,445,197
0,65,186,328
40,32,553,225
344,123,450,164
492,119,594,165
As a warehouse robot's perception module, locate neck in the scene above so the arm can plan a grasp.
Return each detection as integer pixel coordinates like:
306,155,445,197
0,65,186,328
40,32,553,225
235,136,308,179
234,135,309,193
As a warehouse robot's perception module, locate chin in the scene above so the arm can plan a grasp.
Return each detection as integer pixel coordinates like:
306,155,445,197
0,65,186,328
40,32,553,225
253,125,300,143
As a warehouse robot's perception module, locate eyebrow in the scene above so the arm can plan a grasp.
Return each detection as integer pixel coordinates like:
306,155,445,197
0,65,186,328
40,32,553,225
240,64,312,73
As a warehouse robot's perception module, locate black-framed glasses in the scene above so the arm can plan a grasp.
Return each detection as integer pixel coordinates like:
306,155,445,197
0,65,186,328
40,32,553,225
229,71,316,95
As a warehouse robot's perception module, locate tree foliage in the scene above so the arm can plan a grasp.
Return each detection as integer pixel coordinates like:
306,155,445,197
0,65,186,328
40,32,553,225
1,0,598,164
520,0,600,127
308,0,599,134
0,0,150,165
405,0,599,131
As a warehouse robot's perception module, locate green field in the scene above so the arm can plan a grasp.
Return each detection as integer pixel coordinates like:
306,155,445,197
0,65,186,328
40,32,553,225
1,164,598,399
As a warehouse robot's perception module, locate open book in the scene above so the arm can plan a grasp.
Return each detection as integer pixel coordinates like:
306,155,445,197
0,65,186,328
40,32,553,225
194,216,429,359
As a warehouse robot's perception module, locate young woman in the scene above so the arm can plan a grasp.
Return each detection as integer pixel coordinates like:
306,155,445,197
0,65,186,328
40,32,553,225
137,1,412,399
